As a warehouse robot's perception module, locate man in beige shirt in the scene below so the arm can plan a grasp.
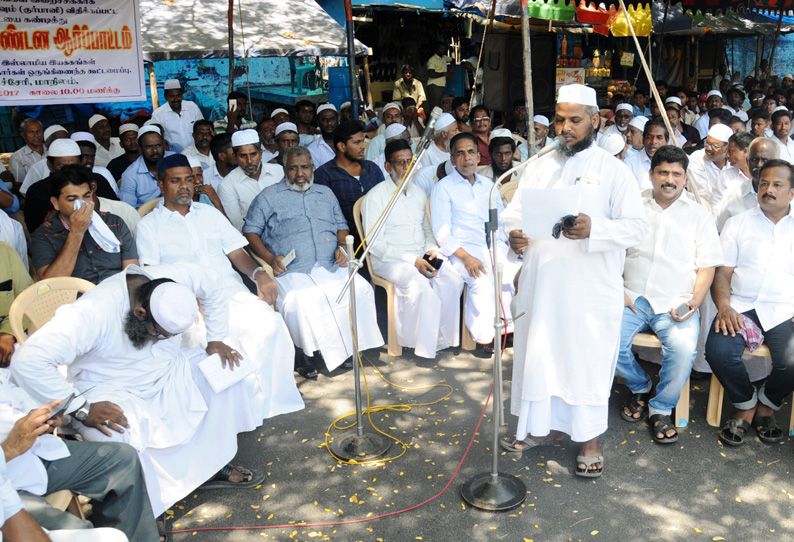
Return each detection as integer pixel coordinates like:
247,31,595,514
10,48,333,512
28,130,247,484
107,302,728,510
425,42,455,114
392,65,426,111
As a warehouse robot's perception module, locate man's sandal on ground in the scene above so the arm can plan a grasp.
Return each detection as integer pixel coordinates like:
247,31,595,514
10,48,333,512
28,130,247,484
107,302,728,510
499,436,559,452
719,416,751,446
753,414,784,444
575,455,604,478
649,413,678,444
620,392,650,423
200,463,266,490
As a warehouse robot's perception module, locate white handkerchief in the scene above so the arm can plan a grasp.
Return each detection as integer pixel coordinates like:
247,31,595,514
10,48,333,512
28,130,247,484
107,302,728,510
520,186,581,241
198,353,256,394
74,199,120,253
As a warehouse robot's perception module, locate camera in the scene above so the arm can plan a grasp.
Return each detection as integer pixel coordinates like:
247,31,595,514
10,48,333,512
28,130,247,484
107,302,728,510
552,214,579,239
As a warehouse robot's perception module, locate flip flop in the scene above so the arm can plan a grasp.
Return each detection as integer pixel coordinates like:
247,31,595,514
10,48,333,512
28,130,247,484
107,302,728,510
753,414,784,444
499,436,560,452
200,464,266,490
575,454,604,478
719,416,751,447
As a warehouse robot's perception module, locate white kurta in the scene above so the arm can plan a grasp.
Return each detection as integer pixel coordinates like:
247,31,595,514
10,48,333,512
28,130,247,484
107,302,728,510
135,202,304,419
95,138,124,168
362,180,464,358
688,149,726,208
502,143,649,442
419,143,450,169
624,148,652,191
9,263,272,517
217,164,283,230
150,101,204,153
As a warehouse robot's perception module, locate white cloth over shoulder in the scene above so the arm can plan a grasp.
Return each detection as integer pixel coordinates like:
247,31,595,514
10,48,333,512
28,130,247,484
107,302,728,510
502,142,648,442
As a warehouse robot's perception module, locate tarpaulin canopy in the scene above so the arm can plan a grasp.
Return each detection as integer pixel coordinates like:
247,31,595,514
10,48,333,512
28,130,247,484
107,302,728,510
140,0,368,61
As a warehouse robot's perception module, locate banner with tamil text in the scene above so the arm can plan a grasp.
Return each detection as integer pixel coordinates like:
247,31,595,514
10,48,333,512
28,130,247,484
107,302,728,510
0,0,145,105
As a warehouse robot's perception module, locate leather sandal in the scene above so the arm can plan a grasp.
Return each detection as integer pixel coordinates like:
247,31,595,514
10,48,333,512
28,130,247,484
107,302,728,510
649,413,678,444
719,416,751,447
753,414,784,444
620,391,650,423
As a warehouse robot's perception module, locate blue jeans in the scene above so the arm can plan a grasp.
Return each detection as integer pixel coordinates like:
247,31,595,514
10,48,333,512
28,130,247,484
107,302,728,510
616,296,699,416
705,309,794,411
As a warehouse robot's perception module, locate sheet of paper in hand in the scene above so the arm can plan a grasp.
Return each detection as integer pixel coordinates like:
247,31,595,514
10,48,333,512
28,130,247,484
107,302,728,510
198,353,256,394
521,186,581,241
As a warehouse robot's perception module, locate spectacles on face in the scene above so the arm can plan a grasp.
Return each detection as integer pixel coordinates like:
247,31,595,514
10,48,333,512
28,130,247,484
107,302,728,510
473,116,490,123
704,141,726,150
389,159,412,167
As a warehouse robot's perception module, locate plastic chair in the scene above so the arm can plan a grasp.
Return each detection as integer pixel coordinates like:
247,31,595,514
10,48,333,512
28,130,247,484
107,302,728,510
137,197,162,217
9,277,95,343
353,197,401,357
705,344,794,435
630,332,690,427
288,57,318,94
499,179,519,204
425,197,475,351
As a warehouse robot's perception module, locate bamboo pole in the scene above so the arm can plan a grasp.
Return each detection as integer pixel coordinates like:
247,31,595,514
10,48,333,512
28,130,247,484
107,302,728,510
344,0,358,117
148,63,159,109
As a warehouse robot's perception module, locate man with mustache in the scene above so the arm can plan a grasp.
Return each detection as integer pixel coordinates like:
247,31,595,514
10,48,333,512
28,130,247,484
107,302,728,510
217,129,283,230
770,109,794,162
120,126,175,209
712,132,754,208
181,120,216,168
688,124,734,208
244,146,383,378
625,118,670,190
705,159,794,447
501,84,648,477
616,145,722,444
419,112,458,169
150,79,204,153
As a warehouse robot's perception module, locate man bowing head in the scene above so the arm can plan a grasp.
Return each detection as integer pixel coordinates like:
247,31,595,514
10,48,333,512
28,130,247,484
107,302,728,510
501,84,649,477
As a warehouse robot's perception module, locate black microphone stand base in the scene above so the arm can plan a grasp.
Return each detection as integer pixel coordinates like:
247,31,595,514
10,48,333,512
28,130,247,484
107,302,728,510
461,472,526,511
329,431,392,462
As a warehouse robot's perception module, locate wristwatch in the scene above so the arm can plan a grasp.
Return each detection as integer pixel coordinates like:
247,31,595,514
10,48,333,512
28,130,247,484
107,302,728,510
73,402,91,422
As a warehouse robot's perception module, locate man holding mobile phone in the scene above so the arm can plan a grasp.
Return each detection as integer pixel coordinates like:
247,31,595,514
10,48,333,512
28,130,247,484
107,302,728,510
617,146,722,444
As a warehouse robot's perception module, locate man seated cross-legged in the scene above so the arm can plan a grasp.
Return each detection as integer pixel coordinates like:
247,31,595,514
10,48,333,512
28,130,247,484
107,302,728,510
616,145,722,443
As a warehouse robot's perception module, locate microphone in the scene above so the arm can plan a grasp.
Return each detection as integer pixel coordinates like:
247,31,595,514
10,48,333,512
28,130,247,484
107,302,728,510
416,107,443,154
528,134,565,162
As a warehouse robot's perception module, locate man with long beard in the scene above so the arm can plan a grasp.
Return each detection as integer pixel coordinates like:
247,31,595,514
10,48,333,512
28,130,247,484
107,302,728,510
501,84,648,477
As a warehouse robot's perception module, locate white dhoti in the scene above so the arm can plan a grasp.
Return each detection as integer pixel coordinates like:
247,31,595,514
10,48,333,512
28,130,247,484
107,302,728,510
274,264,384,370
449,245,519,344
374,260,464,358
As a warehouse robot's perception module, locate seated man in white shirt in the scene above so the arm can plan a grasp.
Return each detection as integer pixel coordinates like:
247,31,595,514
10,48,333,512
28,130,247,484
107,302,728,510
365,103,404,161
362,140,464,358
625,118,669,191
623,115,647,162
243,146,383,377
713,131,753,208
430,133,519,354
307,104,339,169
477,129,521,184
601,103,633,138
181,120,215,168
687,124,733,208
136,153,302,414
217,129,284,230
419,112,458,169
11,264,273,521
616,146,722,444
88,114,124,168
706,159,794,447
0,373,157,541
770,109,794,162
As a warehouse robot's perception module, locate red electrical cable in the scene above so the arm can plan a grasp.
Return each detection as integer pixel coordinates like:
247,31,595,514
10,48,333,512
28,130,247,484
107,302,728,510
167,383,495,535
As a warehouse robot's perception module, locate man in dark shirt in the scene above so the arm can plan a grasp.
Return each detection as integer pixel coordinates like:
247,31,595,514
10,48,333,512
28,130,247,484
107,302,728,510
30,164,138,283
314,120,384,244
107,123,141,181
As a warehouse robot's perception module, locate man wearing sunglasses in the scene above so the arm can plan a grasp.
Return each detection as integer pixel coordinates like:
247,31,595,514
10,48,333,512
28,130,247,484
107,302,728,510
470,105,493,166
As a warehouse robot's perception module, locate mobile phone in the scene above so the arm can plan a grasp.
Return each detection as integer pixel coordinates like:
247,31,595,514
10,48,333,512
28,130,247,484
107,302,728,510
282,249,296,267
228,99,237,112
48,392,75,421
674,303,690,318
423,253,443,270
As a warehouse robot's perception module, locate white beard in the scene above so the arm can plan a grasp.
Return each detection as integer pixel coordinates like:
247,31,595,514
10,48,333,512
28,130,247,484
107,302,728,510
287,178,313,192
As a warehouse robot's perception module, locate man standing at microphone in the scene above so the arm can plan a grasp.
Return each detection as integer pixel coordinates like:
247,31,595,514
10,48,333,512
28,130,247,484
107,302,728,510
501,84,648,477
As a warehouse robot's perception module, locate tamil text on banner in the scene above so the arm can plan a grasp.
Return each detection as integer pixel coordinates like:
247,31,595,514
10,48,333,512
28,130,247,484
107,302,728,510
0,0,145,105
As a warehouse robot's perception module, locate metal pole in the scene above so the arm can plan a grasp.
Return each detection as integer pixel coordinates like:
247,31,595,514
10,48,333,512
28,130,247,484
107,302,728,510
344,0,359,120
228,0,234,93
655,0,670,81
345,235,364,439
521,0,536,155
490,261,504,479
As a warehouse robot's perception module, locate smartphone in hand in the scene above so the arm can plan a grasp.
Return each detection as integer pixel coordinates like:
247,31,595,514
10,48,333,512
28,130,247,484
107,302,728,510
674,303,691,318
48,392,75,421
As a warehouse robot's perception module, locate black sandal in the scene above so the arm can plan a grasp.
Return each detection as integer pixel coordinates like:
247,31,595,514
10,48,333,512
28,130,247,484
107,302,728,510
200,463,265,490
620,392,650,423
156,513,168,542
649,413,678,444
753,415,784,444
719,416,751,446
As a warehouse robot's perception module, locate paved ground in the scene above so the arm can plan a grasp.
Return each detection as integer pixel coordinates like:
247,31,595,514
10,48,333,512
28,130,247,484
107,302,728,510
165,310,794,542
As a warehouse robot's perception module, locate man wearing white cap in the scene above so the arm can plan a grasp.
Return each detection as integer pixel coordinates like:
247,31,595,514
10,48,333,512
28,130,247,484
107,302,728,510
15,124,70,198
518,115,552,161
136,153,302,417
8,118,44,191
624,115,648,161
419,112,458,168
602,103,633,138
598,132,628,160
119,126,175,209
363,139,464,358
625,118,670,190
694,90,724,139
244,146,383,376
88,114,124,168
478,129,521,183
501,83,648,477
107,123,141,182
270,108,290,126
150,79,204,154
770,108,794,162
365,103,403,161
688,123,733,207
374,123,413,180
11,262,275,519
268,122,300,167
70,132,119,196
217,129,283,230
307,104,339,168
181,119,216,168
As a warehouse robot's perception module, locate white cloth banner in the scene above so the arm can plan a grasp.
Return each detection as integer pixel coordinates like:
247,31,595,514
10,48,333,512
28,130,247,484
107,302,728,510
0,0,146,104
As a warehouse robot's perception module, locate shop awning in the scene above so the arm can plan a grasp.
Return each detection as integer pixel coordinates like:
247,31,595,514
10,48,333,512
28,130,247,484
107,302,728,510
140,0,368,61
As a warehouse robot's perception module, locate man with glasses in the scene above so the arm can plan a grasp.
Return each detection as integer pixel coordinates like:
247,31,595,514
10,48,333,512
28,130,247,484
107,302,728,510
470,104,493,166
688,124,734,207
362,139,464,359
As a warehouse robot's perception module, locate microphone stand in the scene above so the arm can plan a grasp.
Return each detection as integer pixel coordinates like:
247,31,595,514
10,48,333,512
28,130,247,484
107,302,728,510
329,120,439,462
461,136,561,511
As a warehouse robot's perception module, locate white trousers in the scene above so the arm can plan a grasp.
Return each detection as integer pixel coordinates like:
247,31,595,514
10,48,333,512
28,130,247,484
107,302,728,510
275,264,384,370
374,260,464,358
49,528,128,542
449,245,519,344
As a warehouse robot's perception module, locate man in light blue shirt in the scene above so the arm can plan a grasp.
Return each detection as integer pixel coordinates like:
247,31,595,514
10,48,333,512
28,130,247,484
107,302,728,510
119,126,174,209
430,133,519,353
